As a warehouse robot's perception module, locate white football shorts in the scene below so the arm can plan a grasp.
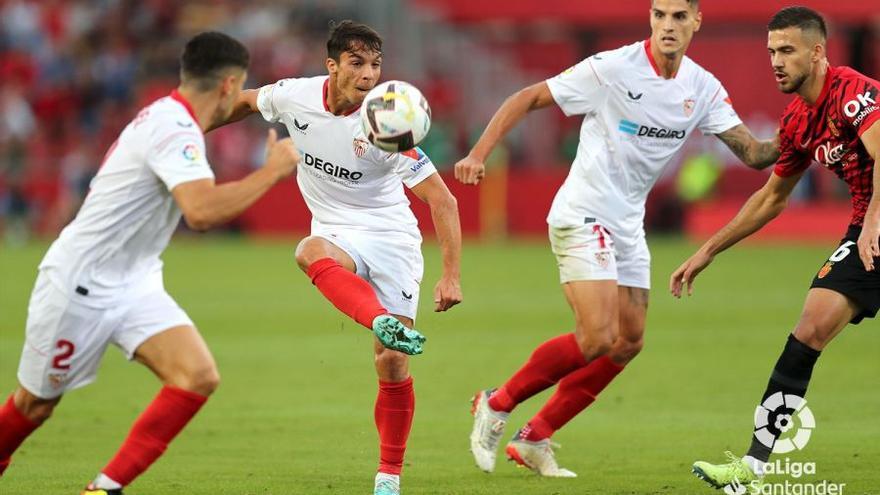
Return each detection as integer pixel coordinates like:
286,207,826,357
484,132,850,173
549,222,651,289
17,270,194,399
308,229,424,321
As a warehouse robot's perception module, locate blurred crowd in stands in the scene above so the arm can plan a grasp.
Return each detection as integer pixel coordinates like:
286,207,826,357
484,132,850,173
0,0,874,240
0,0,468,239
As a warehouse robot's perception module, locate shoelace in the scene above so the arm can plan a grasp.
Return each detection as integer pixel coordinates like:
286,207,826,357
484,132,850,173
724,451,754,481
480,415,506,450
535,440,564,470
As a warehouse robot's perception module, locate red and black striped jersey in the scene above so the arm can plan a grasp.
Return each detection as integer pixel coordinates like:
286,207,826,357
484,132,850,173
774,66,880,227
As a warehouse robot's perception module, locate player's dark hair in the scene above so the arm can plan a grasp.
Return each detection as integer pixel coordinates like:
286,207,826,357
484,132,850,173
768,6,827,40
327,20,383,62
651,0,699,8
180,31,250,92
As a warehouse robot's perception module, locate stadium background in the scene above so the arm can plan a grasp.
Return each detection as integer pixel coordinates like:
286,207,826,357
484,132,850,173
1,1,879,494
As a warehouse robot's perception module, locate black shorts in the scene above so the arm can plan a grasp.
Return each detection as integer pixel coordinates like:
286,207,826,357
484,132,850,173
810,225,880,324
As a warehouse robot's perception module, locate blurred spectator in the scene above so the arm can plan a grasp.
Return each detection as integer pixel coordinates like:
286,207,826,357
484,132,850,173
0,0,871,240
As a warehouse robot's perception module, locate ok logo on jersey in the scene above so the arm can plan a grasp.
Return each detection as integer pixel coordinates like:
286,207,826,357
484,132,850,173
843,89,878,124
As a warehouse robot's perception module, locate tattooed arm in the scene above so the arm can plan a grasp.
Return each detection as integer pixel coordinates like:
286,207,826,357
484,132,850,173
716,124,780,170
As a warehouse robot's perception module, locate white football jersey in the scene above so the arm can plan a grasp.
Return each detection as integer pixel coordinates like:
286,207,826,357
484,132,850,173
39,91,214,306
546,40,742,245
256,76,436,240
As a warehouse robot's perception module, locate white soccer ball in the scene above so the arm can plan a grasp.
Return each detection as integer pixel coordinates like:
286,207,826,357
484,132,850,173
360,80,431,152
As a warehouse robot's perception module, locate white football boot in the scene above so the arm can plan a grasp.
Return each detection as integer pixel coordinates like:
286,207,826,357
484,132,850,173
374,472,400,495
469,389,509,473
505,430,577,478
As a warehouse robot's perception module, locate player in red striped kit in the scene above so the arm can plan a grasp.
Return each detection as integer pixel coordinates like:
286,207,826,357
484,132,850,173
672,7,880,491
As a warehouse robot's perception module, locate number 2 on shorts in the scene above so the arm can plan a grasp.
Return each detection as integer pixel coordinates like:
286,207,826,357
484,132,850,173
52,339,75,370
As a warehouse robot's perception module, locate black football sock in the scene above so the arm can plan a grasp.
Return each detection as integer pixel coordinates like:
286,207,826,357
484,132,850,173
746,334,821,463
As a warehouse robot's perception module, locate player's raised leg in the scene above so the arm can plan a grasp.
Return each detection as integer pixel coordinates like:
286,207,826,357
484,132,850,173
0,388,60,476
508,286,646,468
372,315,415,495
83,326,218,494
296,237,425,355
693,288,856,489
470,279,618,473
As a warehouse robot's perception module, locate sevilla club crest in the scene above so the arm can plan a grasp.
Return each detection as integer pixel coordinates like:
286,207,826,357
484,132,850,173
817,262,833,279
683,99,696,117
353,138,369,158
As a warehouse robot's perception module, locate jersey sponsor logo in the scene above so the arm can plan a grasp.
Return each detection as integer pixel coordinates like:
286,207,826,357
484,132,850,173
294,118,310,133
627,90,643,101
814,141,847,167
401,147,430,173
401,290,413,300
843,89,878,125
182,143,201,162
302,152,363,181
176,120,194,128
618,119,685,139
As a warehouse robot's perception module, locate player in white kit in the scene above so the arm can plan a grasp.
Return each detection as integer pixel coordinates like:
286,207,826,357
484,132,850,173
460,0,781,477
213,21,462,495
0,32,300,494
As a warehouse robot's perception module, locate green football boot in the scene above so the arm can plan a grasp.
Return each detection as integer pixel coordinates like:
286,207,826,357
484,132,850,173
692,452,762,492
372,315,426,355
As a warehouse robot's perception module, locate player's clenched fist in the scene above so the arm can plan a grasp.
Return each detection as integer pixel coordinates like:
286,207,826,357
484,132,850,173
454,155,486,185
264,128,300,178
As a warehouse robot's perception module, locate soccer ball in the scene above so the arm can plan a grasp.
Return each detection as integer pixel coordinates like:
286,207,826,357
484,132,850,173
360,80,431,152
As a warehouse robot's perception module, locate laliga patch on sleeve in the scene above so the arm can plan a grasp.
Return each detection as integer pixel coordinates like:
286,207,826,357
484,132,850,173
182,143,201,162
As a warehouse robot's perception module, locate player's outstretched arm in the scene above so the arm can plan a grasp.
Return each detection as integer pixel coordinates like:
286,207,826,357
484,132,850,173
856,121,880,271
715,124,781,170
172,129,299,231
670,170,803,298
410,173,463,312
454,81,556,185
206,88,261,132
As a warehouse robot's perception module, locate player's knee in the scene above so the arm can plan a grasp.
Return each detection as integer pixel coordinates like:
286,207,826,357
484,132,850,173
374,349,409,381
294,241,316,271
574,330,614,362
792,319,831,350
610,337,643,365
178,365,221,396
15,391,60,425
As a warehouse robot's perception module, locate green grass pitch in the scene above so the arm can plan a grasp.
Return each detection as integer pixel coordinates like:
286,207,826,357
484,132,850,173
1,237,878,494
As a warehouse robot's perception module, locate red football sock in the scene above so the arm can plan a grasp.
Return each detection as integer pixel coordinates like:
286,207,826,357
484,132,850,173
375,377,415,475
307,257,388,330
0,394,40,476
523,355,624,441
101,386,207,486
488,333,588,413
